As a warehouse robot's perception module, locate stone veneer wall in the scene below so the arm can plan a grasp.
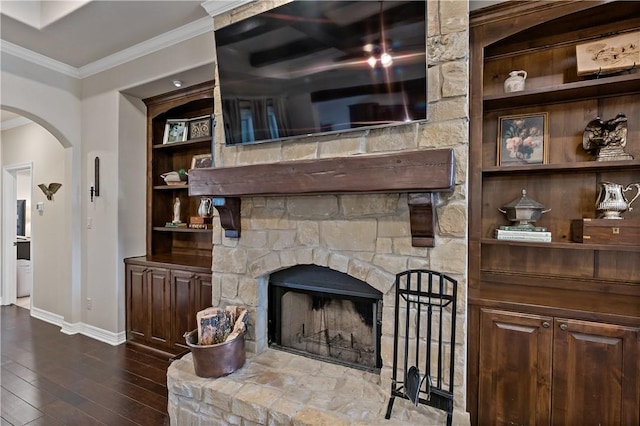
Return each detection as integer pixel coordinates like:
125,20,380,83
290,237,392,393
208,0,469,413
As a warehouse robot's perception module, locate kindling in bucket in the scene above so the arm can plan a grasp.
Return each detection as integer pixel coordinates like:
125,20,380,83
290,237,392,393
184,306,248,378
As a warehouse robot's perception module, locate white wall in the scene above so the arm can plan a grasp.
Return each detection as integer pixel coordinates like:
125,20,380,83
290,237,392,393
1,123,68,314
116,94,147,332
1,29,216,338
0,53,80,324
77,32,215,335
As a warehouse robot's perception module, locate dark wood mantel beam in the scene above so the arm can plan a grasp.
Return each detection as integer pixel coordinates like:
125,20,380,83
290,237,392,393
189,149,455,246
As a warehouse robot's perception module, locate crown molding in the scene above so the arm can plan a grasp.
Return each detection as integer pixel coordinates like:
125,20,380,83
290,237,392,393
200,0,255,18
2,15,215,80
0,40,80,78
2,0,254,81
78,16,214,78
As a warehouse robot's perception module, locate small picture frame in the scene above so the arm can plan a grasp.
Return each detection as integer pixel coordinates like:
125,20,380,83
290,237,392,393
189,116,212,139
163,119,188,144
497,112,549,166
191,153,212,170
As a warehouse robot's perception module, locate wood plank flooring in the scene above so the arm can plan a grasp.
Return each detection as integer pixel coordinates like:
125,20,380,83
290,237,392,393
1,305,171,425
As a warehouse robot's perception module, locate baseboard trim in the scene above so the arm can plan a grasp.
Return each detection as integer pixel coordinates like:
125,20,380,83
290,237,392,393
30,307,125,346
31,306,65,326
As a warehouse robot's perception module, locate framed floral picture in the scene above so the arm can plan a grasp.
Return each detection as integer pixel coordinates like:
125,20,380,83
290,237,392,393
497,112,549,166
163,119,188,144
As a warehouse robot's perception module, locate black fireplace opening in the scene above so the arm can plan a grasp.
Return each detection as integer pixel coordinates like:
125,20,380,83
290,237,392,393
268,265,383,372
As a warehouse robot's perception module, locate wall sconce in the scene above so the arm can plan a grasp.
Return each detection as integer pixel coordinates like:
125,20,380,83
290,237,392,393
90,156,100,202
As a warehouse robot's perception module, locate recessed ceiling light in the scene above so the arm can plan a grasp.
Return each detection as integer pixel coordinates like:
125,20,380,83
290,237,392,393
172,80,183,88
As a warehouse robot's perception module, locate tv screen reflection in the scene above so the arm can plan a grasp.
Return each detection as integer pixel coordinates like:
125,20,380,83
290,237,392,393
214,0,427,145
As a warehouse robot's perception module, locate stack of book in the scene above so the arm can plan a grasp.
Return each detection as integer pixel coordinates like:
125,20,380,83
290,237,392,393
494,225,551,242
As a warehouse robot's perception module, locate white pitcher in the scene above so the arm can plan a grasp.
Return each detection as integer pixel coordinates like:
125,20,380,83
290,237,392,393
197,197,213,218
504,70,527,93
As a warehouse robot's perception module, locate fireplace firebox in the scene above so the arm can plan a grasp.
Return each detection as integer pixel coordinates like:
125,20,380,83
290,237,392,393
268,265,383,371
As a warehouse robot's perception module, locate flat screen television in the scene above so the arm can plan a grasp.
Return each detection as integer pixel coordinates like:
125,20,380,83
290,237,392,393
214,0,427,145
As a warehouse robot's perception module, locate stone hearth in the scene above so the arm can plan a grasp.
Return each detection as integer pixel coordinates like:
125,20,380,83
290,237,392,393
168,349,466,425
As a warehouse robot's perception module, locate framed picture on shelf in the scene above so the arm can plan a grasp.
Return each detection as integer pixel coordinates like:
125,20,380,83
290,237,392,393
497,112,549,166
576,31,640,76
191,153,212,170
188,116,211,139
163,119,188,144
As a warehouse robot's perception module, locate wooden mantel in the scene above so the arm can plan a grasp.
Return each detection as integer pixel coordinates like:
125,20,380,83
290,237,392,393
188,149,455,247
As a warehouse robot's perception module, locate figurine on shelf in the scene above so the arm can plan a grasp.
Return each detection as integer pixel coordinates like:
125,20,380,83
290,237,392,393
173,197,182,224
582,113,634,161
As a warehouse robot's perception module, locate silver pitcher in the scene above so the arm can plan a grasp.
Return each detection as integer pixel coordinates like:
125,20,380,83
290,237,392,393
596,181,640,219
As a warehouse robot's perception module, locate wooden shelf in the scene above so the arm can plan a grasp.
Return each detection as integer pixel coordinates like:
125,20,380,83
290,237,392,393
152,226,212,233
479,270,640,295
482,159,639,175
189,149,455,247
153,136,211,150
127,81,214,359
469,3,640,424
483,73,640,111
153,184,189,190
480,238,640,252
144,81,214,259
125,254,212,271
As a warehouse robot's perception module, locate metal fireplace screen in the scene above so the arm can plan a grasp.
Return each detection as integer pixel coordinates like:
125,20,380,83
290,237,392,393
385,269,457,425
268,265,383,371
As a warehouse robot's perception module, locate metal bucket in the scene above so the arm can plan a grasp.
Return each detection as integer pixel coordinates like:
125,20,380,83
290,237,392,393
184,329,246,378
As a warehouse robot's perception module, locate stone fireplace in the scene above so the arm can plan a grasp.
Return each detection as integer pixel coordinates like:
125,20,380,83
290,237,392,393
168,188,469,424
167,0,470,424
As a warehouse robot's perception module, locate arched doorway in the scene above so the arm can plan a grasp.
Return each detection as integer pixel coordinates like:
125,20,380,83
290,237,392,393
1,110,75,322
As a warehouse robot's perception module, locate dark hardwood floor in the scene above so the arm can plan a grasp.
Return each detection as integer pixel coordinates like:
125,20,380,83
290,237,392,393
1,305,171,425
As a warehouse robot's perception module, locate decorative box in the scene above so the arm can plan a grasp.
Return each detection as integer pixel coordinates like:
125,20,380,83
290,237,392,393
571,218,640,245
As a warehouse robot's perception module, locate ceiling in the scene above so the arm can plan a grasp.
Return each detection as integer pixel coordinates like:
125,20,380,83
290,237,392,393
0,0,504,128
1,1,209,68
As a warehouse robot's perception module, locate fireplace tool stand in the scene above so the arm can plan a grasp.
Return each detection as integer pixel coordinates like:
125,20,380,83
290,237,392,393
385,270,457,425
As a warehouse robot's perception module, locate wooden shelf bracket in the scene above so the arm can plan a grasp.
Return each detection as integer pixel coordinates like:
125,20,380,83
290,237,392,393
408,192,436,247
213,197,241,238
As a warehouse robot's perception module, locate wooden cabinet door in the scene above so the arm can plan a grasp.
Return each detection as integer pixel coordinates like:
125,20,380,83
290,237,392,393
147,267,171,348
126,264,148,342
552,319,640,426
171,269,198,351
197,273,212,311
170,271,213,351
478,309,553,426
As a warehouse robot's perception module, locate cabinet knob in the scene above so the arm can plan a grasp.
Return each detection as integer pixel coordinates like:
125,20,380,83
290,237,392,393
559,323,568,331
541,321,550,328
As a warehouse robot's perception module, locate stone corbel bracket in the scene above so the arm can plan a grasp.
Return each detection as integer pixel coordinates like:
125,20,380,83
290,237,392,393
189,149,455,247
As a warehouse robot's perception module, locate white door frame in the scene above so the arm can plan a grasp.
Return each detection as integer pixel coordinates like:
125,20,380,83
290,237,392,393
1,162,32,306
